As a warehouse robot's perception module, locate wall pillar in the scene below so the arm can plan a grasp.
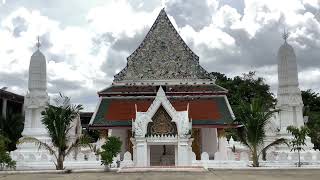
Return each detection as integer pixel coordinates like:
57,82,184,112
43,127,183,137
147,145,150,166
135,139,147,167
201,128,218,159
1,98,7,119
177,139,190,166
217,129,228,160
110,129,127,159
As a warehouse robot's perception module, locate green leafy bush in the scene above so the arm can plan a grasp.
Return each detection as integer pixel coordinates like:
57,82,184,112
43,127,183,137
99,136,122,167
0,135,16,170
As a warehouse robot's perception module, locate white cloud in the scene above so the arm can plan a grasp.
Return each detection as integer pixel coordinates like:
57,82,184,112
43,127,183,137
1,0,320,111
87,0,160,38
303,0,320,8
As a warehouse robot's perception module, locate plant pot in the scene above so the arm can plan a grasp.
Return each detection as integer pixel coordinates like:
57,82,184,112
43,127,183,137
104,165,110,172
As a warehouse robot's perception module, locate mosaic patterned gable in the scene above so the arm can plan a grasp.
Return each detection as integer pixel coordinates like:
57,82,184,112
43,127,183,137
114,9,210,81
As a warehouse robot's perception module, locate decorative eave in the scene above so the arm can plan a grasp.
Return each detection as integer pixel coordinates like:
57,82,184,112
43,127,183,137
0,89,24,103
97,83,228,97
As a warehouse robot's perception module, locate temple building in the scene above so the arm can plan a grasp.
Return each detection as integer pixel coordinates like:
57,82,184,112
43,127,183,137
89,9,235,166
0,88,24,119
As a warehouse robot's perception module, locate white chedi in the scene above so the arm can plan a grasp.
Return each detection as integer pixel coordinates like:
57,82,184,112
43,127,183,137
22,39,49,138
276,33,304,133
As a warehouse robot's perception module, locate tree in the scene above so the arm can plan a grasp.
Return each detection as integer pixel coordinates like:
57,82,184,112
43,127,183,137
0,114,24,151
211,72,276,141
20,94,92,170
302,89,320,150
211,71,276,108
0,135,16,170
235,98,287,167
99,136,122,169
287,126,310,167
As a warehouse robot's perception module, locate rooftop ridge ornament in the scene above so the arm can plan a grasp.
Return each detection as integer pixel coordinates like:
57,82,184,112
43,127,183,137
36,36,41,49
282,28,289,42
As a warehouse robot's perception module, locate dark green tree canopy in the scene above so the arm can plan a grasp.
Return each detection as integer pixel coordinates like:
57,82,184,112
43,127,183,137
302,89,320,150
0,114,24,151
210,71,276,108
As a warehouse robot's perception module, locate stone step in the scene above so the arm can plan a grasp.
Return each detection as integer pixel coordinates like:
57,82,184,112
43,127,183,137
118,166,206,173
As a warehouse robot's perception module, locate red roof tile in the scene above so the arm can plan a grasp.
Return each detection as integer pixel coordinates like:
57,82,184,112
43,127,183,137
104,98,220,121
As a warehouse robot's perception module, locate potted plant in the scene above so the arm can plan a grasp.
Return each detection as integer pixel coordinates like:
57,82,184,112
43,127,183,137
99,136,122,171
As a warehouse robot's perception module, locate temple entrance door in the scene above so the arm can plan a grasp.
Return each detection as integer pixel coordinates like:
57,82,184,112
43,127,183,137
150,145,175,166
192,128,201,160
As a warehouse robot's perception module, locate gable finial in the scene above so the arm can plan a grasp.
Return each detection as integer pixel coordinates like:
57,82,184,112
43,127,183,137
36,36,41,49
282,28,289,42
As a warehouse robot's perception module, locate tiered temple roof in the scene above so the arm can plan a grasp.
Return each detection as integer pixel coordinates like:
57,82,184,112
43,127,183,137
114,9,210,81
89,9,235,129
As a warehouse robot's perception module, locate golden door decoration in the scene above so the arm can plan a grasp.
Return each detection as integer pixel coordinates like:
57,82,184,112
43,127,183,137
191,128,201,160
147,106,177,135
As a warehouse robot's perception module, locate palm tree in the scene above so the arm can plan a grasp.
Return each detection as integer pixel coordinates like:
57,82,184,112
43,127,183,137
20,94,92,170
287,126,310,167
235,98,287,167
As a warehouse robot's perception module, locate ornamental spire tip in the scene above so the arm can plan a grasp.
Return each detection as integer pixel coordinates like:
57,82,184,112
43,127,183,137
36,36,41,49
282,28,289,42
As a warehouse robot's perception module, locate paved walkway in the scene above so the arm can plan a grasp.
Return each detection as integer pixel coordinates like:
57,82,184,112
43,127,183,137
0,169,320,180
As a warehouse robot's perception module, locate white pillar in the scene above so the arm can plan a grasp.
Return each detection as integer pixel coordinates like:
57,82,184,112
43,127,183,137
110,129,127,159
201,128,218,159
175,145,178,166
2,98,7,119
135,139,147,167
132,143,137,165
218,136,228,160
147,145,150,166
177,139,190,166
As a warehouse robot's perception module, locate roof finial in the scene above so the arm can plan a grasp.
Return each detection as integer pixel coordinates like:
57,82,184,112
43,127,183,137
282,28,289,42
36,36,41,49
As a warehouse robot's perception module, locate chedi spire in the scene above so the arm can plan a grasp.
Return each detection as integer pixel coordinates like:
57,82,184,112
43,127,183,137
28,37,47,91
277,30,304,129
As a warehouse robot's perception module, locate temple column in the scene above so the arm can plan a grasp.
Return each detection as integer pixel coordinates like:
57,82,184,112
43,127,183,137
217,129,228,160
1,98,7,119
135,139,147,167
147,145,150,166
110,129,127,159
201,128,218,159
177,138,190,166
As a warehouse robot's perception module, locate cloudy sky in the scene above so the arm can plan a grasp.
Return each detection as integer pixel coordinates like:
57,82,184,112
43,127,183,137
1,0,320,111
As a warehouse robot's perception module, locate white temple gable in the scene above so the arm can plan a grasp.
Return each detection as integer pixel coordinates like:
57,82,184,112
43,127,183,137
133,86,191,138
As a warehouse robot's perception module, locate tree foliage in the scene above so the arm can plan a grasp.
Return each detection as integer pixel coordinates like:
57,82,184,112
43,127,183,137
234,98,287,167
0,135,16,170
287,126,310,167
302,89,320,150
99,136,122,167
211,71,276,140
20,93,92,170
0,114,24,151
211,71,276,108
